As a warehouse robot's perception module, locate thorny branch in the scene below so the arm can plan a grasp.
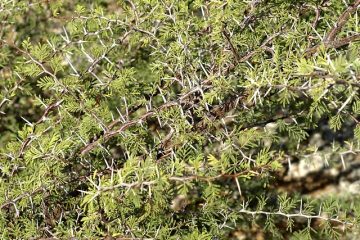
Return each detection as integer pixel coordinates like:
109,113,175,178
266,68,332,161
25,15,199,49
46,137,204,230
305,0,360,56
79,27,285,155
238,209,352,227
18,100,63,158
324,0,360,42
80,69,360,156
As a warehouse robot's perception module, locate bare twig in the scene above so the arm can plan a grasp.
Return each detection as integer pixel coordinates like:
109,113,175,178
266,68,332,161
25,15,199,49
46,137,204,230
222,27,240,63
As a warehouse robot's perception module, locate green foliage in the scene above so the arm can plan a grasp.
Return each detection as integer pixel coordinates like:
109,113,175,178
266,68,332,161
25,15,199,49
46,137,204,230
1,0,360,239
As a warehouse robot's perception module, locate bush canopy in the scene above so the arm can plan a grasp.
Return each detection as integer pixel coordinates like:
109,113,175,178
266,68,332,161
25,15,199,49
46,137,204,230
0,0,360,239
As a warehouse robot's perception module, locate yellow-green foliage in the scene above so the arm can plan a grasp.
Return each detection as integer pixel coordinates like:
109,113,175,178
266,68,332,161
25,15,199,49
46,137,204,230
0,0,360,239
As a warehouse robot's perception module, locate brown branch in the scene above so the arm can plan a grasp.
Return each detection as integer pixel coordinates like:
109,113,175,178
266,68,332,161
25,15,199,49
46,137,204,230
329,33,360,48
211,31,280,78
168,164,271,182
18,100,63,158
80,100,181,155
325,0,360,42
1,186,46,210
238,31,282,62
222,27,240,63
304,33,360,55
82,85,208,155
220,1,277,67
80,71,360,156
304,0,360,56
107,79,210,130
312,5,321,29
0,75,24,114
156,71,360,160
238,0,265,33
74,163,273,193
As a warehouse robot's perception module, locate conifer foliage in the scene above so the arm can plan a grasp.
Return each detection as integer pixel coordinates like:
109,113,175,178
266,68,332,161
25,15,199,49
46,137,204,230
1,0,360,239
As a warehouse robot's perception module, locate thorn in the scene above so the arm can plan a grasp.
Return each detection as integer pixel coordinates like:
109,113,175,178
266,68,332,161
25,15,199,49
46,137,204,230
20,116,34,127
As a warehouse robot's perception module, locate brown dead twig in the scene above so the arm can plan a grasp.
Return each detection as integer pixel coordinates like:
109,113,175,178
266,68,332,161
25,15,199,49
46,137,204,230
304,0,360,56
325,0,360,42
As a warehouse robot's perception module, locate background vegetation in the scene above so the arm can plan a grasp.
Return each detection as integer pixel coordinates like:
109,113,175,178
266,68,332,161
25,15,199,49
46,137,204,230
0,0,360,239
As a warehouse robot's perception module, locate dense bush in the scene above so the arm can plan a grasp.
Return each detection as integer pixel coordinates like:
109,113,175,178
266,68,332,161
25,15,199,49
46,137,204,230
1,0,360,239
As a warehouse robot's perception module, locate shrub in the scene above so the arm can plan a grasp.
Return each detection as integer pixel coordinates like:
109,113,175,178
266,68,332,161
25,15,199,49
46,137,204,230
0,0,360,239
